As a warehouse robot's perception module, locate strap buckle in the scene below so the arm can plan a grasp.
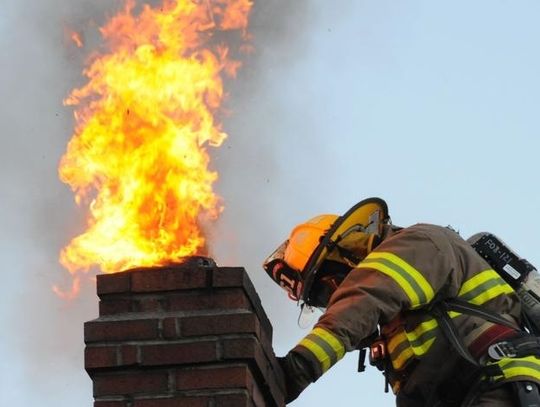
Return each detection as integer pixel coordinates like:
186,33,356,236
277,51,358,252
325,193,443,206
369,339,387,371
488,341,518,360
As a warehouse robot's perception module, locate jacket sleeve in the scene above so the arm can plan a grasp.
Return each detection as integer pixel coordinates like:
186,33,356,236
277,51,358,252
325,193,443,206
284,225,461,393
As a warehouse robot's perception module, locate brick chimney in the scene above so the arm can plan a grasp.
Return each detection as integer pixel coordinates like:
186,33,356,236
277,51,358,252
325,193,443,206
84,258,285,407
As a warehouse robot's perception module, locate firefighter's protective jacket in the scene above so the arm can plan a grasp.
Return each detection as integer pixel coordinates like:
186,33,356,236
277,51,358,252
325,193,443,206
284,223,540,405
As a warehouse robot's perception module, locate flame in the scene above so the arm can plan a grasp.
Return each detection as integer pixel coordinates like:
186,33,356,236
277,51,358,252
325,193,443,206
58,0,253,294
71,31,84,48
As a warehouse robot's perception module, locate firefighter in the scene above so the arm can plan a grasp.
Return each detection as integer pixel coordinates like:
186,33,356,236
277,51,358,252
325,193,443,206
263,198,540,406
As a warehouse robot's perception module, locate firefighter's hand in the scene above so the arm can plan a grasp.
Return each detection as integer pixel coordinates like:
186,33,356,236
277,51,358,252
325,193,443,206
277,353,315,404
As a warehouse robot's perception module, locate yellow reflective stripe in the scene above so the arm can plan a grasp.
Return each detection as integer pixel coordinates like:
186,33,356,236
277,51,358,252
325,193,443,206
503,366,540,381
459,269,495,296
387,331,407,352
412,337,436,356
361,252,434,308
298,337,331,372
391,344,415,370
493,356,540,381
360,260,421,305
312,327,346,359
388,331,415,370
297,328,345,373
386,318,440,370
406,318,438,355
470,283,514,306
458,269,514,305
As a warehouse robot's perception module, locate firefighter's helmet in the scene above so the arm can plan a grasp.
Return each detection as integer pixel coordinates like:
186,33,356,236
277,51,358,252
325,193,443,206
263,197,390,306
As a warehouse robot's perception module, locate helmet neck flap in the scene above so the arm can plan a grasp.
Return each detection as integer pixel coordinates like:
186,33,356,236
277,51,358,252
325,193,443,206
301,197,390,306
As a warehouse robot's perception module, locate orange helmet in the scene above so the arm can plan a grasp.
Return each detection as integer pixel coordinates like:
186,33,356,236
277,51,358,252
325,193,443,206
263,198,389,306
263,215,337,301
284,214,338,273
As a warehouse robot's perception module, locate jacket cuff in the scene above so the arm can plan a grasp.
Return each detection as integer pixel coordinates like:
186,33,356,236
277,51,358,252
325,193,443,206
293,326,346,378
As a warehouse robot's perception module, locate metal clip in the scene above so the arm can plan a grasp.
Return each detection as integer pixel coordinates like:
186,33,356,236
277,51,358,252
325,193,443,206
488,341,517,360
369,340,387,371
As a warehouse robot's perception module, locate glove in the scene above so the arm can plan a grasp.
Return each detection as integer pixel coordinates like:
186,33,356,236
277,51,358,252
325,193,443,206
277,353,316,404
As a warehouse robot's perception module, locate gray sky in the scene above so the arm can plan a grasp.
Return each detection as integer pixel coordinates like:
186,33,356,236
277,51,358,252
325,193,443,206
2,1,540,406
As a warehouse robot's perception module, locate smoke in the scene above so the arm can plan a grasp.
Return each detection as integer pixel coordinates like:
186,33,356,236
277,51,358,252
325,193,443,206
210,0,319,351
0,0,315,405
0,2,135,405
210,2,315,233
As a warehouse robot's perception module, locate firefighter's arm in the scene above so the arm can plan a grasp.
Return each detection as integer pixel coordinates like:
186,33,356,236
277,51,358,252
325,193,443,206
278,272,396,403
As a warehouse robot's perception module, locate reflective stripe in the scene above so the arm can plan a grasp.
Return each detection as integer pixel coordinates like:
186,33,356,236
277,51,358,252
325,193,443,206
304,333,338,366
491,356,540,382
360,252,434,308
388,331,414,370
388,331,408,354
298,337,331,372
406,319,438,356
297,327,345,373
313,327,346,359
458,269,514,305
459,269,497,296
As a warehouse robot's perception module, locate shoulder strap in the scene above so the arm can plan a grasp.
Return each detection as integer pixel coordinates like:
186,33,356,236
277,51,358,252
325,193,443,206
442,298,519,330
431,301,504,377
431,301,483,368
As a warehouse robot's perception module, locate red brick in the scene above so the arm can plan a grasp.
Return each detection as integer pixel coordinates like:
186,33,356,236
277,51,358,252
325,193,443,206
176,365,252,390
85,346,118,370
94,402,128,407
85,319,159,342
99,298,132,316
97,272,131,295
251,379,266,407
212,269,274,344
133,397,208,407
215,392,252,407
162,317,178,339
131,268,208,293
166,288,251,312
120,345,139,366
136,297,162,312
93,371,168,396
212,267,246,287
222,336,259,360
181,313,260,338
141,341,217,366
222,337,285,407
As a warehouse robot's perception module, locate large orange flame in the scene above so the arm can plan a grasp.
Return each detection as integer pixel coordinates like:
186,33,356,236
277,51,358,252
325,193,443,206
57,0,253,297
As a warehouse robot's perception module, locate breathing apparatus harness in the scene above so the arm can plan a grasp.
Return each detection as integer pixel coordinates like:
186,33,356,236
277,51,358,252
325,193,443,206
359,232,540,406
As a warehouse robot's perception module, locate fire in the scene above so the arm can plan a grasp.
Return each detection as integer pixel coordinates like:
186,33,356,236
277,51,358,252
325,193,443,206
71,31,84,48
57,0,253,296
